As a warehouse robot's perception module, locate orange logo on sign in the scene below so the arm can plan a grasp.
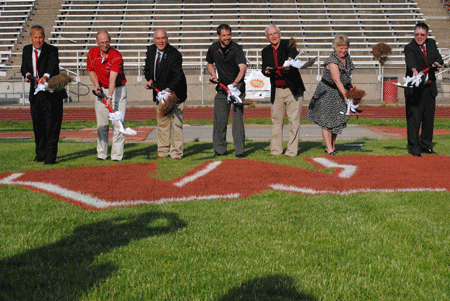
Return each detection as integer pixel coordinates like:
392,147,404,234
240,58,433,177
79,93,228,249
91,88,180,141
250,79,265,89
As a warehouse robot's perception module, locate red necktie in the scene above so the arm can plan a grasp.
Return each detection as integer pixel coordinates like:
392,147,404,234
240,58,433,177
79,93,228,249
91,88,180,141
156,52,162,70
34,49,39,78
420,45,427,63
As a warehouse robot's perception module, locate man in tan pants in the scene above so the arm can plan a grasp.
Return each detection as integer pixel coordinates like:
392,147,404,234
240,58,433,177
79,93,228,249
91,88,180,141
144,29,187,160
87,30,127,161
262,25,306,157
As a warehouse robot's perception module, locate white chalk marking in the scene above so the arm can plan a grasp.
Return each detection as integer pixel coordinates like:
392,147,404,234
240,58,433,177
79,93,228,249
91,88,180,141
270,184,447,195
120,193,241,206
1,172,240,209
173,161,222,187
313,157,357,178
1,173,113,208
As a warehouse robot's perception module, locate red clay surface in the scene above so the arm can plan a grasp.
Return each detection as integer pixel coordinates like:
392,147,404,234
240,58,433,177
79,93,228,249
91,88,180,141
2,106,450,121
1,155,449,210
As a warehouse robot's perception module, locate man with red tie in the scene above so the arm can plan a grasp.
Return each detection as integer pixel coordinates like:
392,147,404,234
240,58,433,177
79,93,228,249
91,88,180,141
404,22,443,157
21,25,66,165
144,28,187,160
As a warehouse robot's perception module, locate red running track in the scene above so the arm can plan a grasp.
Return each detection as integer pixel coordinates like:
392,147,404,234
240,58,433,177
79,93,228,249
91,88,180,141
1,107,450,121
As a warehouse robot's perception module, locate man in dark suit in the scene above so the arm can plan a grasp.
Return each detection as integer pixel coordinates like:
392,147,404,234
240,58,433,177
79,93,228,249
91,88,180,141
21,25,66,165
144,28,187,160
262,25,305,157
404,22,443,157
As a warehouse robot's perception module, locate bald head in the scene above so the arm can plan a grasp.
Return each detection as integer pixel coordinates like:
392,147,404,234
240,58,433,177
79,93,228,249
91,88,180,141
153,28,168,51
96,30,111,54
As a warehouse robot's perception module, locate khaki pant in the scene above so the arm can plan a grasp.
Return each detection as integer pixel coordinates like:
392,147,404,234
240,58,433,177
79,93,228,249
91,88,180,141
271,88,303,156
156,102,184,159
94,85,127,161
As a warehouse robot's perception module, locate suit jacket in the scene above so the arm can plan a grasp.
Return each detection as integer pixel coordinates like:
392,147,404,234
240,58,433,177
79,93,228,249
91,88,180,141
144,43,187,103
404,38,443,97
262,39,306,104
21,42,67,100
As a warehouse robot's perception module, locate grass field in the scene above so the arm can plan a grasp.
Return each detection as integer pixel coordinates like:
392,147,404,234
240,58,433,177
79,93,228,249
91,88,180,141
1,119,450,300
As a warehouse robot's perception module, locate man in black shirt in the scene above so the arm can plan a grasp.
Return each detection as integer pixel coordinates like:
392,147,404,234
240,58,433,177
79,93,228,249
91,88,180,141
206,24,247,158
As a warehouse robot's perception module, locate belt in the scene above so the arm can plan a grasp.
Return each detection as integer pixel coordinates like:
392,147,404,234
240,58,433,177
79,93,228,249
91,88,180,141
321,78,351,90
101,83,124,89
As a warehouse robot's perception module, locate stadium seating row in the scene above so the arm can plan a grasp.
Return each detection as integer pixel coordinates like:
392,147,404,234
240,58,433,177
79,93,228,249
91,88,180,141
49,0,425,68
0,0,35,66
0,0,427,69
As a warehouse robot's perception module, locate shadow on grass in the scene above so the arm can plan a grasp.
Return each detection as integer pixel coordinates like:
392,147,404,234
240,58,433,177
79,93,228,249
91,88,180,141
57,145,98,163
57,142,158,163
298,141,324,154
123,143,158,160
183,142,214,159
0,211,187,300
219,274,317,301
244,141,270,156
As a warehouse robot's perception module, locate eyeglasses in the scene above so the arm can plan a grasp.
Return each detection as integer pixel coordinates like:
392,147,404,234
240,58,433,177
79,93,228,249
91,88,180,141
267,32,280,37
414,33,427,37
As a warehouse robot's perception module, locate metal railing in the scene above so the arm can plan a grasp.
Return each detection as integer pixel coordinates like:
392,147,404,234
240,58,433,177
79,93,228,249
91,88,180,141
1,48,450,106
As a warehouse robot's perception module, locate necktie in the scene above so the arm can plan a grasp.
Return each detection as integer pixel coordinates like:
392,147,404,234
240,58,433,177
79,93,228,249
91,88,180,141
420,45,427,63
154,52,162,81
156,52,162,70
34,49,39,78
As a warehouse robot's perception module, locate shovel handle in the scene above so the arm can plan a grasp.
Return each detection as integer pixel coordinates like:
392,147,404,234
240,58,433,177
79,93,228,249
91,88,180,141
92,90,115,114
209,79,230,92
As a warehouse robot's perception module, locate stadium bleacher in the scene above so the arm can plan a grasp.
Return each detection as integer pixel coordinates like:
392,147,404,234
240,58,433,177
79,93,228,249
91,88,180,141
2,0,450,105
0,0,35,66
48,0,426,68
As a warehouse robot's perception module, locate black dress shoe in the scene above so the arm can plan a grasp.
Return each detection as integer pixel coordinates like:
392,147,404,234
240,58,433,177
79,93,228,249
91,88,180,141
214,151,228,157
34,158,44,162
421,148,437,154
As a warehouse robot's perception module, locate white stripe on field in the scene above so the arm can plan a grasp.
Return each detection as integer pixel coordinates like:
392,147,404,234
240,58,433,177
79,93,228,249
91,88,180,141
313,157,357,178
173,161,222,187
1,172,240,209
112,193,241,206
270,184,447,195
1,173,113,208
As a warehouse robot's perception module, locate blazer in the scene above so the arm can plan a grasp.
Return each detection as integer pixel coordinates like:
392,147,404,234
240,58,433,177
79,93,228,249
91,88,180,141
144,43,187,103
404,38,443,97
262,39,306,104
21,42,67,100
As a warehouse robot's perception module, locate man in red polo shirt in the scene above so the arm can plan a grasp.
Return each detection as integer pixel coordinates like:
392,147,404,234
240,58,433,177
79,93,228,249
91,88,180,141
87,30,127,162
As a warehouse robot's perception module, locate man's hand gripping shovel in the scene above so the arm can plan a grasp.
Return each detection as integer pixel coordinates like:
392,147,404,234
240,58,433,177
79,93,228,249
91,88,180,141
394,67,431,88
92,89,137,135
209,79,253,105
147,86,180,118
